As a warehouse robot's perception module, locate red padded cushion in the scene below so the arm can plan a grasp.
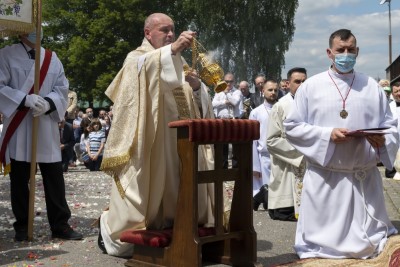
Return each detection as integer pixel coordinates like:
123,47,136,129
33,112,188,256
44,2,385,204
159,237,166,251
168,119,260,142
120,227,216,248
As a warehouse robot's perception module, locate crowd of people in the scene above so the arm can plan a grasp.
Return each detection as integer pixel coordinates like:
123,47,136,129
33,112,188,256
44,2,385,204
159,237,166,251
1,12,400,264
60,102,112,173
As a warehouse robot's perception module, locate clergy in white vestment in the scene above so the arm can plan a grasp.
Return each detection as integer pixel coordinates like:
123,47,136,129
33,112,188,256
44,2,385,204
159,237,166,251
266,67,307,221
284,29,399,259
389,81,400,180
249,79,278,211
98,13,215,257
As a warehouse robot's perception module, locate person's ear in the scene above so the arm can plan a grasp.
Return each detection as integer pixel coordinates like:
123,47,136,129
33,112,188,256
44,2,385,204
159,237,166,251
144,28,151,41
326,48,333,60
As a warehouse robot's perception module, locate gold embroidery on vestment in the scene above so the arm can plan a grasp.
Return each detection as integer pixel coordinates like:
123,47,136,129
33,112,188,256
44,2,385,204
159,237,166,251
113,175,126,199
172,87,190,120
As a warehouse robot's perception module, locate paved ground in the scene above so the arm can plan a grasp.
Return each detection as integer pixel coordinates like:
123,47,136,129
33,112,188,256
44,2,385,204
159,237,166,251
0,166,399,267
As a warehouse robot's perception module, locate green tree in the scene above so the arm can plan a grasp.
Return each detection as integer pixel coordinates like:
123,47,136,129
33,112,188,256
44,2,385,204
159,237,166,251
191,0,298,82
2,0,297,106
43,0,149,107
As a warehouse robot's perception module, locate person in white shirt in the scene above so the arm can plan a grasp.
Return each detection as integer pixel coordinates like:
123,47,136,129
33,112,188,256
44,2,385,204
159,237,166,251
249,79,278,210
284,28,398,259
212,72,242,168
212,72,242,119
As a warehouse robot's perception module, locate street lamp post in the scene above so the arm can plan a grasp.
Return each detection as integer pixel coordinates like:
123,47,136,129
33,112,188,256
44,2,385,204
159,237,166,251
380,0,392,65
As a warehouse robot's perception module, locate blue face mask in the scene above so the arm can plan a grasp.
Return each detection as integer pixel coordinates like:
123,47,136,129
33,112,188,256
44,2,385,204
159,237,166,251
333,53,357,73
27,30,43,44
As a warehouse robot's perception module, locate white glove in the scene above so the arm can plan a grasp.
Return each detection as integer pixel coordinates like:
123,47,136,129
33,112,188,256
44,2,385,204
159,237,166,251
24,94,50,117
32,97,50,117
24,94,41,109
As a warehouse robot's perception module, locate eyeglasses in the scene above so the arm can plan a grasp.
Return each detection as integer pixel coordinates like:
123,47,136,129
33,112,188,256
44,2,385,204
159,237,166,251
225,80,234,83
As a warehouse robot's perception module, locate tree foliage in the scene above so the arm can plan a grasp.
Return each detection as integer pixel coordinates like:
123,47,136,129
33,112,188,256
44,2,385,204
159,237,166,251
193,0,298,82
3,0,298,106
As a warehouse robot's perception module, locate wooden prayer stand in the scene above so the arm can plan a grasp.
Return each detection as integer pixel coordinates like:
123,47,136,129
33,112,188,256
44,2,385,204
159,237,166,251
122,119,261,267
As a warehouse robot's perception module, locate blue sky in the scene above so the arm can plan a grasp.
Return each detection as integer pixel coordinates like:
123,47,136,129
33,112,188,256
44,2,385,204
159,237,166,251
281,0,400,80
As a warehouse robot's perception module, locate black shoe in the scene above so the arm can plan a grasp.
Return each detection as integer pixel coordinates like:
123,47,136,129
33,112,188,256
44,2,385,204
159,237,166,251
253,198,261,211
52,227,83,240
385,168,396,178
253,185,268,211
97,228,107,254
262,185,269,210
15,230,28,241
269,207,296,221
223,161,228,169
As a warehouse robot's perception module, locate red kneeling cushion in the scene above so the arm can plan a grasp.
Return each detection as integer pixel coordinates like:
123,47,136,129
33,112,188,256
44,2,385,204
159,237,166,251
120,227,216,248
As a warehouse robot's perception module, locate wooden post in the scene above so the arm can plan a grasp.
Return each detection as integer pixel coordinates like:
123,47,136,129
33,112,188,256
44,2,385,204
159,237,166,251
27,0,42,242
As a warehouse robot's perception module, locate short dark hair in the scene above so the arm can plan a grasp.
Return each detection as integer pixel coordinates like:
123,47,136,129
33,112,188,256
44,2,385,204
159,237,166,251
265,78,277,84
392,81,400,87
329,29,356,48
287,67,307,80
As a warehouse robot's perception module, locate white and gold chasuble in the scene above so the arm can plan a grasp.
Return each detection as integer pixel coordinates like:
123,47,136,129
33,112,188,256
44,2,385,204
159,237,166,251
100,39,215,256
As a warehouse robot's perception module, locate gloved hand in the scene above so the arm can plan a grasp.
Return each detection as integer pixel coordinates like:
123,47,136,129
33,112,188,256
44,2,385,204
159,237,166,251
24,94,41,109
24,94,50,117
32,97,50,117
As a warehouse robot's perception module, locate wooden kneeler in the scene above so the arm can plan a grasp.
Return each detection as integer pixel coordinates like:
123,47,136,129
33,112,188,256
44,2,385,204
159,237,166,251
122,119,261,267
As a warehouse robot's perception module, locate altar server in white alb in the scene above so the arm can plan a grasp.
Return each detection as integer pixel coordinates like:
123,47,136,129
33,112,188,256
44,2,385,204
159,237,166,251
266,67,307,221
0,31,82,241
389,82,400,180
249,79,278,211
284,29,399,259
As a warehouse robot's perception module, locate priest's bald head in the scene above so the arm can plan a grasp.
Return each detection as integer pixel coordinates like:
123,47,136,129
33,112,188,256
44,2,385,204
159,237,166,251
144,13,175,49
143,13,195,55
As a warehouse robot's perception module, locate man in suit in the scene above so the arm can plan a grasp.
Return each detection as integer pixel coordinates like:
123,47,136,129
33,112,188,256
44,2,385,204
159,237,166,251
251,74,265,108
59,119,75,172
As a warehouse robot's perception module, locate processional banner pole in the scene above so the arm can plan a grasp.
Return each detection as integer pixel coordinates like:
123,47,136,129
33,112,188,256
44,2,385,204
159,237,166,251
28,0,42,242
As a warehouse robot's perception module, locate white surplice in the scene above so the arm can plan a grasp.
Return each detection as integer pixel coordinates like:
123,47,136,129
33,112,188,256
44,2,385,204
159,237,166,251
0,43,68,164
389,100,400,178
249,102,273,195
266,94,304,215
284,68,399,259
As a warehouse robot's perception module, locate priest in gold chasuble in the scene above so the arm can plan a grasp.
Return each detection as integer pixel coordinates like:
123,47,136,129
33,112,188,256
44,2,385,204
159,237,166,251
98,13,215,256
